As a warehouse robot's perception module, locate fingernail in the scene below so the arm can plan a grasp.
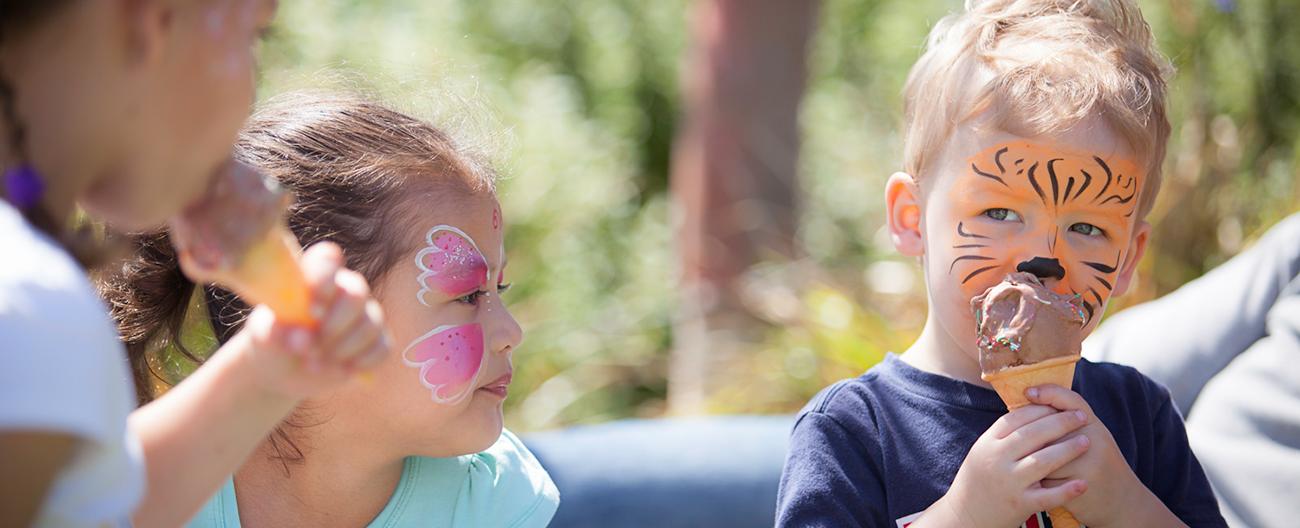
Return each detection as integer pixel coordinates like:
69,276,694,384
1075,410,1087,422
1077,435,1090,447
1026,387,1039,399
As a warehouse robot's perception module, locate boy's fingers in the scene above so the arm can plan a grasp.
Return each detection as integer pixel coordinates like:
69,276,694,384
301,241,344,317
989,404,1056,439
1014,434,1090,481
1025,480,1087,513
1026,384,1091,414
1004,410,1089,459
318,270,371,347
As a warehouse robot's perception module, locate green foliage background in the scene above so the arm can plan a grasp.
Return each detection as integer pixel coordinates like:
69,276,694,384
249,0,1300,431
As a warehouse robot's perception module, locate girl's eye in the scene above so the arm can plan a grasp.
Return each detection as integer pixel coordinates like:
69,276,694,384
497,283,513,295
983,208,1021,222
456,290,487,305
1069,223,1105,237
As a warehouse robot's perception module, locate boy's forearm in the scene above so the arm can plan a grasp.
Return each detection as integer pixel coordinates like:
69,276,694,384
128,332,298,528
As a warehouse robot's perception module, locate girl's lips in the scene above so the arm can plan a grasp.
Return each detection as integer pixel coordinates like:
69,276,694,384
478,373,512,398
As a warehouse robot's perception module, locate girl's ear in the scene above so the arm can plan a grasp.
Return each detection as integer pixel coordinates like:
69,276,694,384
117,0,172,68
886,172,924,257
1111,220,1150,297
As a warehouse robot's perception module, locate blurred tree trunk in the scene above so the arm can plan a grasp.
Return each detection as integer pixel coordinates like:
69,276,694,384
669,0,819,414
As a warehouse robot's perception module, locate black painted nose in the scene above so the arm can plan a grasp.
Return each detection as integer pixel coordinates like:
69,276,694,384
1017,257,1066,282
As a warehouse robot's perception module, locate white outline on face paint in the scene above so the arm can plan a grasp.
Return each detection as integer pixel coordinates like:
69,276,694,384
401,323,486,405
414,225,491,308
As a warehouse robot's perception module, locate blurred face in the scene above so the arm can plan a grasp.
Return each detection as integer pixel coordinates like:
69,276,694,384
893,121,1150,365
80,0,276,229
337,194,522,458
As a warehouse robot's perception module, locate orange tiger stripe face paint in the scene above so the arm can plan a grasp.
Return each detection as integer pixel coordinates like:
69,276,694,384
941,141,1145,322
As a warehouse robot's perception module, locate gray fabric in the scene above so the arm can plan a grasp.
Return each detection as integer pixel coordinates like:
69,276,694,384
1086,213,1300,528
1085,214,1300,414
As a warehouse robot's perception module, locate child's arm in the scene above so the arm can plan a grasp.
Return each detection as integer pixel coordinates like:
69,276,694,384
0,433,78,527
128,243,388,528
909,404,1091,528
1028,385,1211,527
776,412,889,526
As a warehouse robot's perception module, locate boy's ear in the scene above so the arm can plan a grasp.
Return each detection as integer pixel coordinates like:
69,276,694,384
885,172,924,257
1111,220,1150,297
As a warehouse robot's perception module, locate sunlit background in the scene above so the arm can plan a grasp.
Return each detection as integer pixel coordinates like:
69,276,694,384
233,0,1300,431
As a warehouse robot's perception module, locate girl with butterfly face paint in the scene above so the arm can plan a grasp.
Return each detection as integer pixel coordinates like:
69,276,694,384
113,95,557,528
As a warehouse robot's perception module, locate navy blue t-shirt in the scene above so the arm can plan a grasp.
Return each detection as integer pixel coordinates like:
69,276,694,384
776,354,1226,527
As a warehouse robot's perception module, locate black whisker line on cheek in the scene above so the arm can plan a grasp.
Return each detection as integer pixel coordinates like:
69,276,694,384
972,163,1009,187
957,222,990,239
1082,300,1095,320
1093,155,1113,203
1074,169,1092,201
1095,275,1113,292
961,265,999,285
1088,287,1103,307
952,244,989,249
949,255,996,275
1049,226,1058,254
1082,260,1117,274
1027,162,1048,205
994,147,1008,173
1047,158,1063,206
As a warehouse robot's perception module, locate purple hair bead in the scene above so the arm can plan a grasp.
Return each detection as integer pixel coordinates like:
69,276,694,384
3,164,44,210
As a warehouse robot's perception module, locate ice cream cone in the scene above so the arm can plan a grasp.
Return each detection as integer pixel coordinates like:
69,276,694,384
982,354,1083,528
218,225,314,327
981,355,1079,410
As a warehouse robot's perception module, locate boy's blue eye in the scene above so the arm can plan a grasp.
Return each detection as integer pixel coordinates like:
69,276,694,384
983,208,1021,222
1069,223,1105,237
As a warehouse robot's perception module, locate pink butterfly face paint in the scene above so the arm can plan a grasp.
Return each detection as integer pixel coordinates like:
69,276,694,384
415,226,490,307
402,323,486,404
407,225,492,404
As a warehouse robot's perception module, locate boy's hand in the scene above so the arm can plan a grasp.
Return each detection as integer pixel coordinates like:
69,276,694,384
917,403,1091,528
1028,385,1186,528
234,242,390,401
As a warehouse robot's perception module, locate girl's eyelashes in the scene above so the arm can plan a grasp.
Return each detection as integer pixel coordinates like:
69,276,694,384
1069,222,1106,238
982,208,1022,222
455,290,487,305
497,283,513,295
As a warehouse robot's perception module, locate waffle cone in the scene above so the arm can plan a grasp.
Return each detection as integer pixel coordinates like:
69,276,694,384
220,226,314,327
982,355,1083,528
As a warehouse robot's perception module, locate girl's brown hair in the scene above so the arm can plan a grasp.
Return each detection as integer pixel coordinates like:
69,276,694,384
99,92,496,464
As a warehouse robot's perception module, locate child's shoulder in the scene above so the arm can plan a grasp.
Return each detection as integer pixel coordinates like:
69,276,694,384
1075,357,1178,416
397,430,559,528
794,355,916,438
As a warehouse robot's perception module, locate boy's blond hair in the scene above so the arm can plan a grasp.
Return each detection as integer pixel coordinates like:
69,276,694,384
903,0,1173,217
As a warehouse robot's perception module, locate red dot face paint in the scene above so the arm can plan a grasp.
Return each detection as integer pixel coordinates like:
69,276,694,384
401,323,486,404
415,226,490,307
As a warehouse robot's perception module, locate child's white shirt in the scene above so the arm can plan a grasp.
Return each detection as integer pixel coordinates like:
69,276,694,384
0,200,144,527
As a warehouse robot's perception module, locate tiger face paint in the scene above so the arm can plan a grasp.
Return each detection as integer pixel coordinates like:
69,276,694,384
940,141,1145,321
404,225,490,404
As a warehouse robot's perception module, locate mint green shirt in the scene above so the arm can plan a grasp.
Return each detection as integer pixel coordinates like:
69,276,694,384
187,430,559,528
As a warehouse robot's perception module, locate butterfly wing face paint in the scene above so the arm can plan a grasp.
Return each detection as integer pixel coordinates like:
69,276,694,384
402,323,486,404
415,226,490,307
943,141,1145,320
407,226,492,404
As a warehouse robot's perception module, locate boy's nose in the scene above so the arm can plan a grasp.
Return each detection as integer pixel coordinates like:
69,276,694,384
1016,256,1066,282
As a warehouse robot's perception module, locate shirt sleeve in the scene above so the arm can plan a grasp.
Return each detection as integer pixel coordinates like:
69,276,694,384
465,429,560,528
1148,393,1229,527
776,411,887,528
